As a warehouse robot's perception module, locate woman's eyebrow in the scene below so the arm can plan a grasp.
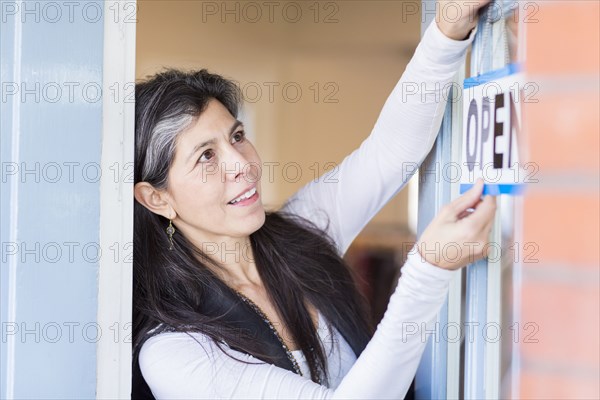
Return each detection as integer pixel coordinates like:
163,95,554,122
185,120,243,163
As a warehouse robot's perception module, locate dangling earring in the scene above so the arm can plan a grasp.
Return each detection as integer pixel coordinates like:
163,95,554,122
166,220,176,250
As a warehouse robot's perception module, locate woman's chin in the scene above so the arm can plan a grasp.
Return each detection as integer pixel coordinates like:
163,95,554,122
224,203,266,236
247,208,266,233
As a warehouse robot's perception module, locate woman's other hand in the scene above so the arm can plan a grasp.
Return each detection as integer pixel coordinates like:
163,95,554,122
416,178,497,270
436,0,491,41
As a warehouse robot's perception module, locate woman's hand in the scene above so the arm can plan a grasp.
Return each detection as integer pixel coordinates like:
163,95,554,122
436,0,491,41
416,178,497,270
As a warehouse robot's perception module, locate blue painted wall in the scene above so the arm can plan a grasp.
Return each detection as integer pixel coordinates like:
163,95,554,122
1,1,104,397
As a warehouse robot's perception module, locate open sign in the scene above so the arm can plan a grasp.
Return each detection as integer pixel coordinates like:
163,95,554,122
460,63,527,195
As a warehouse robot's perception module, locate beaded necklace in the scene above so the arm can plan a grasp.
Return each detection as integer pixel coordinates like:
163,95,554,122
232,288,320,384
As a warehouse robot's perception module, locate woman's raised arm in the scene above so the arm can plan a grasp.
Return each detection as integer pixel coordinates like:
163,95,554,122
281,17,477,257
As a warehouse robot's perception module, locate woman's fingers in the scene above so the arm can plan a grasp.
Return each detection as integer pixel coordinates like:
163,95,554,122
467,194,497,234
436,0,492,40
417,179,498,271
447,178,485,219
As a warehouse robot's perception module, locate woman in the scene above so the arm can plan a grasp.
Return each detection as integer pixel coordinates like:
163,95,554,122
133,1,495,398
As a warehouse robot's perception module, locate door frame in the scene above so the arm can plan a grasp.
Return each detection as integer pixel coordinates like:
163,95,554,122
96,1,136,397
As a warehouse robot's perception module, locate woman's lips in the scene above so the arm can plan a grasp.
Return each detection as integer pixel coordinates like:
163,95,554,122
228,190,259,207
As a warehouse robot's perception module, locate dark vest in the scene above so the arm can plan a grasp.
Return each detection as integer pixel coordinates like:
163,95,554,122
131,287,370,399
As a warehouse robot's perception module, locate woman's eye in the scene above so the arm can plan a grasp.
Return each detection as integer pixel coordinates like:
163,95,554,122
198,149,215,163
232,130,246,144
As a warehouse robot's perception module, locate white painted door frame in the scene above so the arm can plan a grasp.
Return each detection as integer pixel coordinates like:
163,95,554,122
96,1,136,398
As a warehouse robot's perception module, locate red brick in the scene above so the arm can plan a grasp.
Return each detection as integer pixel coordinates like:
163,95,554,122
520,281,600,366
523,90,600,172
525,1,600,75
520,369,600,399
522,191,600,268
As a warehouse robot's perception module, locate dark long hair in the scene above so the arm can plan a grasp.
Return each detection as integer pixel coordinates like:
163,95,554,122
133,69,374,387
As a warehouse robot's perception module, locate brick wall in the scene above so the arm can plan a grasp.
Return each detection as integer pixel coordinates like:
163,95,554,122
520,1,600,398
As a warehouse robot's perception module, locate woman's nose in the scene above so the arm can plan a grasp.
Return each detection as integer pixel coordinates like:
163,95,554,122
223,150,253,183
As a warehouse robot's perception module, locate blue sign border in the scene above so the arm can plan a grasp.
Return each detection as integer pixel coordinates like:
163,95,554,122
460,183,527,196
463,62,524,89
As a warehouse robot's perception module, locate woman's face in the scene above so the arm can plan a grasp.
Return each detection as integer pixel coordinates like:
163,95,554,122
164,99,265,246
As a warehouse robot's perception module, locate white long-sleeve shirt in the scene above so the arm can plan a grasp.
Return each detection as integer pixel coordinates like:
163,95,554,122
139,19,476,399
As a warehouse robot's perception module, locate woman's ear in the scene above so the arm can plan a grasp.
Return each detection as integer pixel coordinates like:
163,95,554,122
134,182,176,220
